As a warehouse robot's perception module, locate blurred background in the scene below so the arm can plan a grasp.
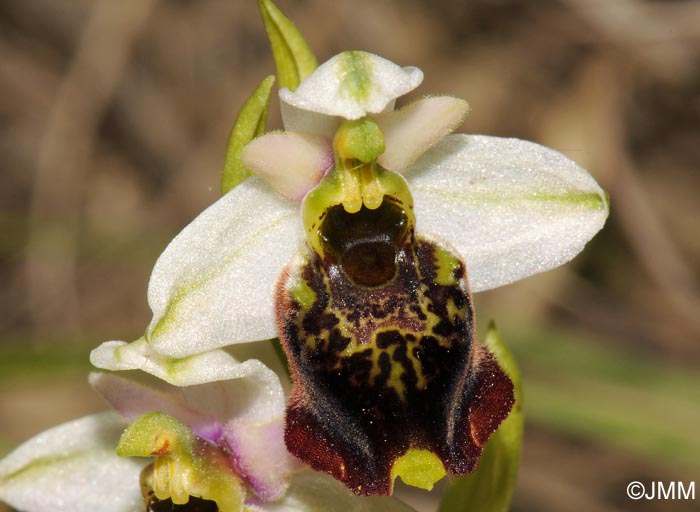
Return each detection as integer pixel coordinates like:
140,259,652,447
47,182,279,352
0,0,699,510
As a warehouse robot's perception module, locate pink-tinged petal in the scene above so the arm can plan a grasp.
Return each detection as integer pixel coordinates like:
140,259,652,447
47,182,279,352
223,418,301,501
377,96,469,172
89,372,222,441
241,132,333,202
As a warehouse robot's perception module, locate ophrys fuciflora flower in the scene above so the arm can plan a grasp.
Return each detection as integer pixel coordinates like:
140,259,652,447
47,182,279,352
90,49,607,497
0,3,608,510
274,115,513,495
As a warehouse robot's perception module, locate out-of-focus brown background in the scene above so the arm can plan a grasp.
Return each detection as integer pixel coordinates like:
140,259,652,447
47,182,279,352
1,0,699,511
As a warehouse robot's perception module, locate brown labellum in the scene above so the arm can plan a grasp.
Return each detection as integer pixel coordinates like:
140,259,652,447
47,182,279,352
276,196,514,496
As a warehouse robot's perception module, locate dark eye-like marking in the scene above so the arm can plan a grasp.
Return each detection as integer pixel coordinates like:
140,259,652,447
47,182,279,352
320,200,409,287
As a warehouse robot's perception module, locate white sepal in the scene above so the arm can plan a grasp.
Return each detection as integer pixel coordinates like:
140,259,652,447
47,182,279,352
280,98,341,135
145,176,301,357
280,51,422,121
408,134,609,292
0,413,144,512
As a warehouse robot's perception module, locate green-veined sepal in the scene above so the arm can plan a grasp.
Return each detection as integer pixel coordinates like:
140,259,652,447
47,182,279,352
280,51,422,124
0,413,143,512
409,134,609,292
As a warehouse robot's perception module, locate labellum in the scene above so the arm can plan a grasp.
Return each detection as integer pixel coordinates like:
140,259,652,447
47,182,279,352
276,119,515,496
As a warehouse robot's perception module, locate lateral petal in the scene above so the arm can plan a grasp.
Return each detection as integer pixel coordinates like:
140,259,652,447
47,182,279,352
0,413,143,512
145,176,302,357
241,132,333,202
377,96,469,172
408,134,609,292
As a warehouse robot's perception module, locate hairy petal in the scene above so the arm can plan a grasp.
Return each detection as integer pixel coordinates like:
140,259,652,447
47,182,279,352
144,176,301,357
280,51,423,121
408,134,609,291
242,132,333,202
255,470,417,512
90,339,286,424
0,413,143,512
377,96,469,172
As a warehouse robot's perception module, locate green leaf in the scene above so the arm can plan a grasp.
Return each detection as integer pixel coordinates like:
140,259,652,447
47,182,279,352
439,323,523,512
258,0,318,91
220,75,275,195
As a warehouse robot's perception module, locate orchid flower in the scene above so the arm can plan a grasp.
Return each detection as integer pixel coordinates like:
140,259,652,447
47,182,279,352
0,344,413,512
83,47,606,498
0,1,608,510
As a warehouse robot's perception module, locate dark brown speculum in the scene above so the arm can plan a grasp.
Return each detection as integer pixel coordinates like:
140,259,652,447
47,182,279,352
319,200,409,287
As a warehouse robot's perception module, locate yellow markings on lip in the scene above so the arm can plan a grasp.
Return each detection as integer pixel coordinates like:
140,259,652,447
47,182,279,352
331,327,432,398
433,245,462,286
385,345,406,400
288,273,317,311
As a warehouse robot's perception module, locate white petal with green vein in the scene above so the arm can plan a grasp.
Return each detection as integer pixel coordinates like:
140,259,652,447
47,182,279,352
408,134,608,292
280,51,423,121
145,176,301,357
0,413,143,512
